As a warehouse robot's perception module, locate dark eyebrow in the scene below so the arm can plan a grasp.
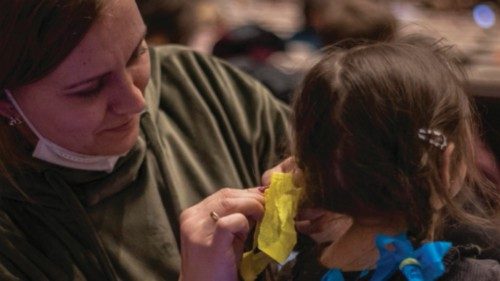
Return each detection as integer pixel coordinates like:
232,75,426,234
64,27,147,91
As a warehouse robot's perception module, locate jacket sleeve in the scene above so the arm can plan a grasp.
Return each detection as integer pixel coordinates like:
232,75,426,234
0,210,52,281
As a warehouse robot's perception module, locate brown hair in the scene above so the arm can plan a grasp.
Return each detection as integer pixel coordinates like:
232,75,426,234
293,37,499,241
0,1,103,89
0,0,103,195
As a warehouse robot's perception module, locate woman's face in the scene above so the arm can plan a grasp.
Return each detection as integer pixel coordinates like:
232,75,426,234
11,0,150,156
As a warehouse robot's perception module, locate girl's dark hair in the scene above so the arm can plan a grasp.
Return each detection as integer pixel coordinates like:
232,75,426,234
0,1,103,197
293,36,499,242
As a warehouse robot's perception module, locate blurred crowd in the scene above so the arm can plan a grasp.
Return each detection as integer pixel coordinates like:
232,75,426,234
137,0,500,186
137,0,500,97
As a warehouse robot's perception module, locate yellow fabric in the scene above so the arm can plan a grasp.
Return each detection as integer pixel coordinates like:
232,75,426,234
239,172,303,281
240,251,273,281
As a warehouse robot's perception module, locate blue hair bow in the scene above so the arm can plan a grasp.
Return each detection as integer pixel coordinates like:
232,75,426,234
371,233,452,281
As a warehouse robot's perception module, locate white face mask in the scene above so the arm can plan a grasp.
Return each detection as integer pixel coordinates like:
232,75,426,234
5,89,123,173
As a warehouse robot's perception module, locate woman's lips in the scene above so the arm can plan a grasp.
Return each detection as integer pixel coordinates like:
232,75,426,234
103,119,134,132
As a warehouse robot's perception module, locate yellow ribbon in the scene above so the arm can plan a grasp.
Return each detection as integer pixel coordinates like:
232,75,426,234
239,172,303,281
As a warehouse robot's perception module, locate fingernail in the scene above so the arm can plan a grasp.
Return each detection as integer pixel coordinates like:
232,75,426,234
258,186,269,193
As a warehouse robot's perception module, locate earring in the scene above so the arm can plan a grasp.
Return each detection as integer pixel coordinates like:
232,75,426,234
8,116,22,126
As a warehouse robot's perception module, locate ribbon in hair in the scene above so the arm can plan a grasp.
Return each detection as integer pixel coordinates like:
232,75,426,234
371,233,451,281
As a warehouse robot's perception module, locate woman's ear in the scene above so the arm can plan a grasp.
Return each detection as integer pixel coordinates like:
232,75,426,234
0,98,16,119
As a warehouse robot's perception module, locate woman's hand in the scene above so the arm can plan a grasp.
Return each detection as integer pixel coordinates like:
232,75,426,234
261,157,298,186
295,208,352,244
179,187,265,281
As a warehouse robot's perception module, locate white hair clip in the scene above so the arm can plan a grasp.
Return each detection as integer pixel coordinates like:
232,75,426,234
418,128,447,150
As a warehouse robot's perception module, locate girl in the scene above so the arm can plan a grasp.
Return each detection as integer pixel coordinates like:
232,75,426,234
288,37,500,280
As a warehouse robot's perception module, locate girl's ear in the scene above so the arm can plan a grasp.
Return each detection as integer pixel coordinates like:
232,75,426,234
431,143,457,210
441,142,455,189
441,142,467,198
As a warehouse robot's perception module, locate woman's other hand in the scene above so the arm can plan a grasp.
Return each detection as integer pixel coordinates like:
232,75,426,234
295,208,352,244
179,187,265,281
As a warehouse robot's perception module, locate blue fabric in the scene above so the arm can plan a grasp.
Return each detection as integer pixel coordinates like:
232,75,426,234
321,268,344,281
371,233,452,281
321,267,370,280
320,233,450,281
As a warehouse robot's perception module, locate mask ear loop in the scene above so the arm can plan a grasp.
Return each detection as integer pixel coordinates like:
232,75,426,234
4,89,45,140
0,89,34,201
1,89,23,126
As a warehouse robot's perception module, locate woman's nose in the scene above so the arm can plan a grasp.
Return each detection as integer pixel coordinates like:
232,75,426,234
109,71,146,115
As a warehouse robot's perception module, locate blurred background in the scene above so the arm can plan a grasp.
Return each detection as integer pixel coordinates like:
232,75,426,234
137,0,500,98
137,0,500,183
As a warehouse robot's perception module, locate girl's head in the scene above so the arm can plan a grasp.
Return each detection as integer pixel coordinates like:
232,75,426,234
0,0,149,161
293,37,497,240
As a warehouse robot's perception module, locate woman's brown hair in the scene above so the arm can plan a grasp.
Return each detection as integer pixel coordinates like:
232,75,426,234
293,36,499,242
0,0,103,195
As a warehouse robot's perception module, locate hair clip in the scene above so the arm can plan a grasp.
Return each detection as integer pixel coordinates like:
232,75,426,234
418,128,447,150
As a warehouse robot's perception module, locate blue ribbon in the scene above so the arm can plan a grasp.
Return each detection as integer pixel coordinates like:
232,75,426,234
321,268,344,281
320,233,451,281
371,233,451,281
321,268,370,281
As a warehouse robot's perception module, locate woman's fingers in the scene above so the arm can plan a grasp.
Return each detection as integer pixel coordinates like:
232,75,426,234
203,187,265,205
179,187,266,248
261,157,296,186
295,208,327,235
213,213,250,255
180,187,263,281
295,208,353,243
187,188,265,222
295,219,320,235
295,208,327,221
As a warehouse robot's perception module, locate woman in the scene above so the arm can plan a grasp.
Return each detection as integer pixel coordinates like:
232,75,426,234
0,0,290,280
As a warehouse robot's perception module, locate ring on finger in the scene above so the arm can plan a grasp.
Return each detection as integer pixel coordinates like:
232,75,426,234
210,211,220,222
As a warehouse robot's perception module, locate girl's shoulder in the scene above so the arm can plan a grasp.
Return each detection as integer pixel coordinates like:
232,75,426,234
440,245,500,281
441,257,500,281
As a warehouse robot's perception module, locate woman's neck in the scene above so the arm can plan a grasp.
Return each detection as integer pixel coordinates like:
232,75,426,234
319,218,406,271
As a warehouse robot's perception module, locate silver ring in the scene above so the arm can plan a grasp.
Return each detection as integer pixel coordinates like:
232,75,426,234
210,211,220,222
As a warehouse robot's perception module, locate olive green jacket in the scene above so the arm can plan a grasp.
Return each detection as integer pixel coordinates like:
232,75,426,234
0,46,290,280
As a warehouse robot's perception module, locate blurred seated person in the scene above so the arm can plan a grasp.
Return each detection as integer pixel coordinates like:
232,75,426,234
212,24,301,103
420,0,488,10
290,0,397,50
260,0,399,103
137,0,199,45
